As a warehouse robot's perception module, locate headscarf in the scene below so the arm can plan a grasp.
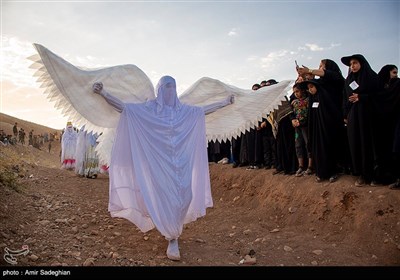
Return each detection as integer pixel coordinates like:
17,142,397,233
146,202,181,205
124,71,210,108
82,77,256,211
374,65,400,117
62,123,77,142
378,64,398,89
155,76,182,113
323,59,342,75
341,54,379,96
319,58,345,110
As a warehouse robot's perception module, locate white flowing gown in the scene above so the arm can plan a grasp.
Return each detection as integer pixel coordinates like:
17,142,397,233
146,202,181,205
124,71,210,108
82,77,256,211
102,76,212,239
61,125,78,169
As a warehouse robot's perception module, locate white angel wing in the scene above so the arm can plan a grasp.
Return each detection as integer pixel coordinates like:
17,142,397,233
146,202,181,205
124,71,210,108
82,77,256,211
179,77,294,142
95,128,116,167
29,43,155,131
28,43,155,164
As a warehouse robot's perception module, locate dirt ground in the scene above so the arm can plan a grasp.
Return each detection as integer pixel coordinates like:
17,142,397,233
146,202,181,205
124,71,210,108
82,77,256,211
1,113,400,270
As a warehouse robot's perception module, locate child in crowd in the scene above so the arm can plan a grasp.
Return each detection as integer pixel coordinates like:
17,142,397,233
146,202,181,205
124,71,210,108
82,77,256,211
290,83,313,177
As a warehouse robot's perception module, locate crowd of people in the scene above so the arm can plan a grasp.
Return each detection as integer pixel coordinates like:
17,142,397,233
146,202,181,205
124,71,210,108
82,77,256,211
207,55,399,190
0,122,59,150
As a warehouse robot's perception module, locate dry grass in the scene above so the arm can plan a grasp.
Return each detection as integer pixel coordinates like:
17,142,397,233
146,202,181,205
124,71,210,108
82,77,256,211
0,146,26,192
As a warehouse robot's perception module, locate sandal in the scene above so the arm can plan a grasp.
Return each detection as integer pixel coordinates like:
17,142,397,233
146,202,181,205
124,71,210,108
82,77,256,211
315,177,323,183
389,180,400,190
305,168,314,175
329,174,338,183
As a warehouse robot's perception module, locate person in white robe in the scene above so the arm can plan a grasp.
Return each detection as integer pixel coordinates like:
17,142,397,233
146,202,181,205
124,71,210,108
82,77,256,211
74,126,87,176
83,132,100,178
61,122,78,170
92,76,213,261
75,126,100,178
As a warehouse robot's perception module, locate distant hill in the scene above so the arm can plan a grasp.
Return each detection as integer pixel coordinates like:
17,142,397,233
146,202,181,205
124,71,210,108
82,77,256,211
0,112,62,137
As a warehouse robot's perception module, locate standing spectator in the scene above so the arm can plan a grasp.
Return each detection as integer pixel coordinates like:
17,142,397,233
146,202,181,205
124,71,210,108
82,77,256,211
13,123,18,138
341,54,379,187
300,79,343,182
298,58,348,177
290,83,313,177
257,79,278,169
28,130,34,146
231,135,242,168
373,64,400,188
270,98,298,175
257,116,276,169
239,83,261,169
18,128,23,144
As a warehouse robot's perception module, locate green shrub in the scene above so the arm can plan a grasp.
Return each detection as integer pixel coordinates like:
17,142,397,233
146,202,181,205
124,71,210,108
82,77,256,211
0,168,24,192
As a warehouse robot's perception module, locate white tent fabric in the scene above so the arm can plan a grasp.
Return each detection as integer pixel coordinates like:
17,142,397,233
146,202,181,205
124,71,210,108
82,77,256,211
29,43,294,164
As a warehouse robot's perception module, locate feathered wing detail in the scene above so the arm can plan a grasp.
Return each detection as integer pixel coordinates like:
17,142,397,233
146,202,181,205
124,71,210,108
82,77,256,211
95,128,116,166
28,43,155,164
179,77,294,142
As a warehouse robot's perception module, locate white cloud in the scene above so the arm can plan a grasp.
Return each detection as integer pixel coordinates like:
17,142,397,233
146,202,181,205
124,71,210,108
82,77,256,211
246,55,258,62
305,43,324,51
298,42,340,53
228,28,238,37
1,35,37,87
327,42,341,49
261,50,289,68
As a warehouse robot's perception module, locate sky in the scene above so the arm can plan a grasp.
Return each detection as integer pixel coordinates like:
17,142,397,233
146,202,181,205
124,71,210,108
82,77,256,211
1,0,399,129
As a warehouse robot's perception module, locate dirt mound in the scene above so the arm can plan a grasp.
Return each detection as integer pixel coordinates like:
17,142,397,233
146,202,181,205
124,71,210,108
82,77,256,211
0,115,399,268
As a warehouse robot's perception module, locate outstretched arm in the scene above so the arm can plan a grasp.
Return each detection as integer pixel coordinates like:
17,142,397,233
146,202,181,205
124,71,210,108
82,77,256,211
202,94,234,115
93,82,125,113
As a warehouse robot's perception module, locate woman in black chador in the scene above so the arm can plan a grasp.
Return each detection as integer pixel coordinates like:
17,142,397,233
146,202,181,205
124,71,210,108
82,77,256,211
297,59,349,174
341,54,379,186
272,97,298,175
300,79,343,182
372,64,400,188
313,59,348,176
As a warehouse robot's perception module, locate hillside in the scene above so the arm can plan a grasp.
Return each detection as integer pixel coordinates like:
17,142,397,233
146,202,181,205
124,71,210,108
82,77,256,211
0,114,399,268
0,112,62,137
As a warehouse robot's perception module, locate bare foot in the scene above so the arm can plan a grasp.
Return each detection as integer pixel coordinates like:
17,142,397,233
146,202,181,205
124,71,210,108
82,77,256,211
167,239,180,261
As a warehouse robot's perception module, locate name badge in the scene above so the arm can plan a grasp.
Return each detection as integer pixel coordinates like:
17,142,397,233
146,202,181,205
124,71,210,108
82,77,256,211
312,102,319,108
349,81,359,90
